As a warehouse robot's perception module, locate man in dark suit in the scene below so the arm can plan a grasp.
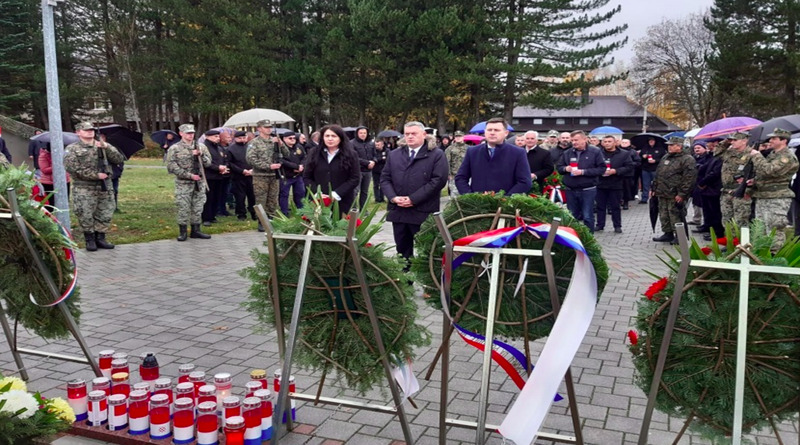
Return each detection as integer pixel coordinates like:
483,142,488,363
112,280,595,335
523,130,554,189
380,121,448,269
455,117,532,195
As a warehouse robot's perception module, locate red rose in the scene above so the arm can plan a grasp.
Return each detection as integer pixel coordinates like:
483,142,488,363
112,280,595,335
700,246,712,255
322,196,332,207
716,237,740,246
627,330,638,346
644,277,668,300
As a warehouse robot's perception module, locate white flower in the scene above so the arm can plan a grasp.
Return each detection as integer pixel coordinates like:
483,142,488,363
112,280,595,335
0,390,39,419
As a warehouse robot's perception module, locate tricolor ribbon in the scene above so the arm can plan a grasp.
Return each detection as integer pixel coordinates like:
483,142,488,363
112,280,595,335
441,219,596,445
30,206,78,307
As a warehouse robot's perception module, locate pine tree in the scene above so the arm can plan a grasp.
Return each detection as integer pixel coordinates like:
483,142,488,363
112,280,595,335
0,0,37,117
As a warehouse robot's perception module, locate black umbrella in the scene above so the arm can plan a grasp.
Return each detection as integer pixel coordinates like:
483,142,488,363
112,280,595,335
649,197,659,232
377,129,401,138
150,129,180,149
748,114,800,144
631,133,667,150
31,131,80,146
98,125,144,159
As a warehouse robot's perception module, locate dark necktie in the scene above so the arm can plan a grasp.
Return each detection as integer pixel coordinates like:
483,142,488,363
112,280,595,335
488,147,495,159
409,149,416,161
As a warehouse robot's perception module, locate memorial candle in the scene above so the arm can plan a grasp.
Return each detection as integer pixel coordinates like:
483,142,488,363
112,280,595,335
110,358,129,376
249,369,267,390
149,393,171,440
172,397,195,444
177,363,195,384
198,385,216,405
107,394,128,431
189,371,206,401
245,381,262,398
87,390,108,427
253,389,273,441
111,372,130,398
224,416,245,445
242,397,262,445
98,350,115,378
222,396,241,420
196,401,219,445
139,352,160,392
175,382,195,405
214,372,232,407
128,390,150,435
67,379,88,422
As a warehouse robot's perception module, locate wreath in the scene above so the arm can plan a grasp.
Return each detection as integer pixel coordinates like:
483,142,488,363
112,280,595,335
241,197,431,395
0,166,82,340
412,193,608,341
629,221,800,438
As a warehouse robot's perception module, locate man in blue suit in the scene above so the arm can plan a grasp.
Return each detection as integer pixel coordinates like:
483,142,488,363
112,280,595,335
455,117,532,195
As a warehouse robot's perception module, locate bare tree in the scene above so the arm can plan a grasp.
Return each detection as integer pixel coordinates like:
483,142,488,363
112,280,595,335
632,12,727,127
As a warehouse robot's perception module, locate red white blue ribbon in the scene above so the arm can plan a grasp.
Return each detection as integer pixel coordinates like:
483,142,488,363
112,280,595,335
441,219,596,444
32,206,78,307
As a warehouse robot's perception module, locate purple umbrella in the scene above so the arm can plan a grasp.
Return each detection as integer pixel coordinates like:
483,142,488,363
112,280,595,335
694,116,762,140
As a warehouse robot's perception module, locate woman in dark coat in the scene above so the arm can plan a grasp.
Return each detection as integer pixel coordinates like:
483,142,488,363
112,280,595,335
303,125,361,217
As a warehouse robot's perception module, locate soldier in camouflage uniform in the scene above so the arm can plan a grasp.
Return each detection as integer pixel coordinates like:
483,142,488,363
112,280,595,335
651,137,697,243
166,124,212,241
541,130,559,150
246,119,290,230
717,133,753,228
63,122,126,251
748,128,799,249
444,131,468,197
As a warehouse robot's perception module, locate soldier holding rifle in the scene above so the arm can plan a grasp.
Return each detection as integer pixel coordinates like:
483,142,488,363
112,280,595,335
246,119,290,231
64,121,126,251
166,124,212,241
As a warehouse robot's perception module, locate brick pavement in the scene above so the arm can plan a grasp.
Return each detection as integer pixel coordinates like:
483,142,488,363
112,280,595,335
2,199,798,444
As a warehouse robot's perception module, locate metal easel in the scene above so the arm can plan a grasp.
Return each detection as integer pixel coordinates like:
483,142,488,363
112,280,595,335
433,213,584,445
638,224,800,445
254,205,415,444
0,187,102,380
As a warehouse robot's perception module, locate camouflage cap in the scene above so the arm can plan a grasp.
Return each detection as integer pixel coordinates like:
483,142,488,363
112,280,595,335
454,131,465,137
766,128,792,139
547,130,559,137
666,136,685,146
178,123,195,133
726,132,749,140
256,119,272,128
74,121,96,131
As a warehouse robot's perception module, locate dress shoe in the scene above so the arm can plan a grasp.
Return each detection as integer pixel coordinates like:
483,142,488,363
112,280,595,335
237,215,247,221
653,232,675,242
622,204,629,210
614,228,623,233
596,227,604,231
693,227,709,233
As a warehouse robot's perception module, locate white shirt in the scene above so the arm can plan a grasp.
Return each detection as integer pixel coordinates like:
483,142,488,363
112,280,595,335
326,148,339,164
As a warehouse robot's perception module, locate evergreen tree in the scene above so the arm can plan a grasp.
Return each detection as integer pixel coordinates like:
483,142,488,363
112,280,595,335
0,0,37,117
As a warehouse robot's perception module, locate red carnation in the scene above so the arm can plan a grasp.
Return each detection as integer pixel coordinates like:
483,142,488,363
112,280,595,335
344,214,363,227
644,277,668,300
627,330,638,346
716,237,740,246
322,196,332,207
700,246,712,255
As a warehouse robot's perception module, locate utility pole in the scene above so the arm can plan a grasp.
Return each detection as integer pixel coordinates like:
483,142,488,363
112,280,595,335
42,0,70,229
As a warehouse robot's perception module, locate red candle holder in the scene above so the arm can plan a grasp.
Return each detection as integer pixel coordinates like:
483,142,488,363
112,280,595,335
196,401,219,445
87,390,108,427
98,350,115,378
67,379,88,422
173,397,195,444
107,394,128,431
128,389,150,435
224,416,245,445
149,393,171,440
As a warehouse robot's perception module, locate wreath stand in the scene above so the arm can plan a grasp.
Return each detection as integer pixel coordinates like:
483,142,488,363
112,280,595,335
638,223,800,445
431,212,584,445
0,188,102,380
254,205,415,444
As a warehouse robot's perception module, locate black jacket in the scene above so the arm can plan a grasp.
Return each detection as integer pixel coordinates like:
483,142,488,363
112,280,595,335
597,148,634,190
303,146,361,213
526,145,554,188
351,137,376,173
373,146,390,176
622,148,640,177
640,144,666,172
549,144,571,165
696,153,722,197
227,142,251,178
556,146,606,190
282,143,306,179
380,141,449,225
203,140,229,180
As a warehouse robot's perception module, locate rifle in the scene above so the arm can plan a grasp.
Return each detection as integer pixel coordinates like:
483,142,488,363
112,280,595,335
732,161,754,198
272,132,285,180
193,137,210,193
95,133,112,192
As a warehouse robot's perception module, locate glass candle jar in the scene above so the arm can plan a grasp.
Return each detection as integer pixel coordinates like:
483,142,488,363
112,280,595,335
245,381,262,398
224,416,245,445
92,377,111,396
149,393,171,440
273,372,297,423
242,397,262,445
67,379,88,421
175,382,195,404
213,372,232,407
178,363,195,384
133,382,150,393
189,371,206,401
250,369,268,390
198,384,216,405
253,389,273,441
110,358,129,376
111,372,130,398
222,396,241,420
128,389,150,435
172,397,195,444
139,352,160,392
153,378,173,414
196,401,219,445
87,390,108,427
107,394,128,431
98,350,115,378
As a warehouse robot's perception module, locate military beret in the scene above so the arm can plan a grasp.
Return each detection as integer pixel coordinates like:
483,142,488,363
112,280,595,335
234,130,247,137
256,119,272,128
281,131,296,139
178,123,195,133
204,129,220,136
75,121,96,131
454,131,465,137
666,136,685,146
766,128,792,139
547,130,559,137
726,132,749,140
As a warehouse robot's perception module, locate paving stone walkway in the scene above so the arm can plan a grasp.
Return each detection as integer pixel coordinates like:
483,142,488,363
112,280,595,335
2,199,798,444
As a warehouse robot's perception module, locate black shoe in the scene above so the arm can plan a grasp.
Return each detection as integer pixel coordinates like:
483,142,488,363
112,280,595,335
84,232,97,252
596,227,604,231
257,223,265,232
614,228,623,233
95,232,115,249
653,233,674,242
639,201,648,205
202,221,212,227
670,239,680,245
693,227,709,233
622,204,629,210
237,215,247,221
177,224,188,241
703,234,712,241
190,224,211,239
251,213,257,221
210,218,218,223
218,210,231,217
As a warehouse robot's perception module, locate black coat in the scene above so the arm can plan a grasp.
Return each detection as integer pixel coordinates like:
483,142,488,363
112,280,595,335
526,145,554,188
556,146,607,190
696,153,722,197
373,146,389,176
351,137,376,173
597,148,634,190
226,142,251,178
203,140,229,180
282,143,306,178
303,146,361,213
622,148,640,177
549,144,571,164
380,141,449,225
640,144,666,172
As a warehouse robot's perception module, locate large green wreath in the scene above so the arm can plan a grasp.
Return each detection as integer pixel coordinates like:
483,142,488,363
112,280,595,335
241,199,431,395
0,166,82,339
412,193,608,340
630,221,800,438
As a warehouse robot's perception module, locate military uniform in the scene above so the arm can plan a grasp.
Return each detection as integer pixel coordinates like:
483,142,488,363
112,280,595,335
63,122,126,250
651,137,697,240
717,137,753,227
246,135,290,219
444,137,467,197
750,128,799,248
166,124,212,240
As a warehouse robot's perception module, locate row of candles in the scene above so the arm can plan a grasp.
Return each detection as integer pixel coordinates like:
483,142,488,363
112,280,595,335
65,351,297,445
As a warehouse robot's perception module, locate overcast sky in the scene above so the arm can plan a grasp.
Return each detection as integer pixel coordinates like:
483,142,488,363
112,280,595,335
607,0,715,62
